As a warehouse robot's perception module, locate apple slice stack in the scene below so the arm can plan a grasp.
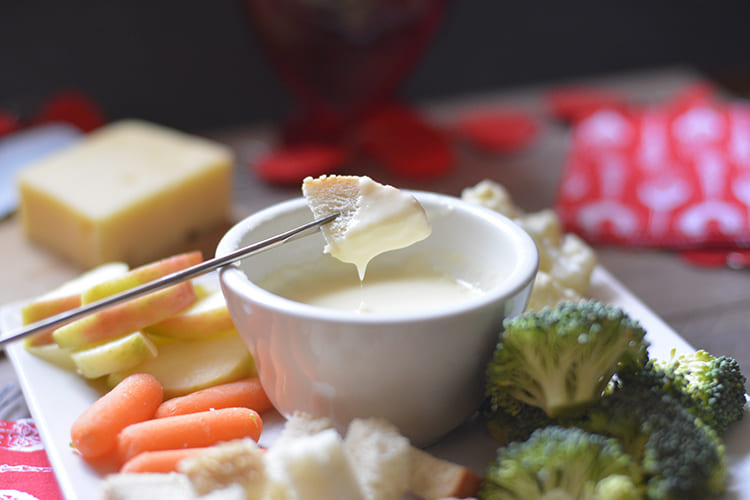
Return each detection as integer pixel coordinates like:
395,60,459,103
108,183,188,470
21,252,255,398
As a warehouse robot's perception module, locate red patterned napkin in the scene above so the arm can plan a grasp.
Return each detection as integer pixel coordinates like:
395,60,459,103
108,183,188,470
556,87,750,253
0,419,63,499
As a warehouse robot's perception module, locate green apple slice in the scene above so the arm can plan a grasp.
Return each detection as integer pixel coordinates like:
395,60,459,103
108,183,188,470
144,289,234,339
107,330,255,398
72,331,158,379
24,342,76,371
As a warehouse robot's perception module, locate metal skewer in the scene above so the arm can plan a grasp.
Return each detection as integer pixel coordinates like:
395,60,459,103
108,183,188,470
0,212,339,347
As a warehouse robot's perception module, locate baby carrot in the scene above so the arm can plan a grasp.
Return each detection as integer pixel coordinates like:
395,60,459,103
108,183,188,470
117,407,263,463
154,377,273,418
71,373,163,461
120,448,209,473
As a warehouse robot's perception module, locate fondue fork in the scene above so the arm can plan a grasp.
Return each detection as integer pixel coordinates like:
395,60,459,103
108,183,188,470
0,213,339,347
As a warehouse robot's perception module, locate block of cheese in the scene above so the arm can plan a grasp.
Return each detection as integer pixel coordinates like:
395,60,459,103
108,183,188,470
17,120,234,268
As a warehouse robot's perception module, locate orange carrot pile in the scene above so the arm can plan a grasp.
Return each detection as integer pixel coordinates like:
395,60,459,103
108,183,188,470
70,373,163,461
155,377,272,418
117,407,263,464
71,370,270,472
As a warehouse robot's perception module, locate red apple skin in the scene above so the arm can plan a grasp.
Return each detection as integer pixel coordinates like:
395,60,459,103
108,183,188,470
145,291,235,339
21,295,81,346
53,282,198,349
22,295,81,326
82,251,202,304
21,262,131,345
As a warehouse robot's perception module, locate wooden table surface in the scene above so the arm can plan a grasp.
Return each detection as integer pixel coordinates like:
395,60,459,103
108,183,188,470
2,66,749,395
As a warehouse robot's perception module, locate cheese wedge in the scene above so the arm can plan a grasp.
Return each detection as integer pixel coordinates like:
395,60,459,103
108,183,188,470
17,120,233,268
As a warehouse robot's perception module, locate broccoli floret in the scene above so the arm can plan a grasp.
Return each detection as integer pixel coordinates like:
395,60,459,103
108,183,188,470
482,393,556,444
662,349,746,433
479,426,643,500
592,475,643,500
579,380,726,500
617,349,746,435
486,300,648,418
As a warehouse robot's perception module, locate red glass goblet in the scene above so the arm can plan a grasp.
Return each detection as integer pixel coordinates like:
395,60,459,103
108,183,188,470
246,0,447,145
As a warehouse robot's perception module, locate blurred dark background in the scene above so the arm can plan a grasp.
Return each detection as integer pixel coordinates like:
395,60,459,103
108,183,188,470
2,1,750,132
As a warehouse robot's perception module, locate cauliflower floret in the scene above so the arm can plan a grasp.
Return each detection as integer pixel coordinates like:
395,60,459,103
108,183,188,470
525,270,583,311
461,180,520,219
516,210,596,293
462,179,598,304
546,233,597,294
514,209,563,272
514,208,563,245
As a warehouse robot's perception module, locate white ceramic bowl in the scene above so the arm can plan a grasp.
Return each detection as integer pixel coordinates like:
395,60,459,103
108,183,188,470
217,191,538,446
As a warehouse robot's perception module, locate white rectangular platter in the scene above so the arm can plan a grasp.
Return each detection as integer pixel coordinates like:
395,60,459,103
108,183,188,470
2,266,749,500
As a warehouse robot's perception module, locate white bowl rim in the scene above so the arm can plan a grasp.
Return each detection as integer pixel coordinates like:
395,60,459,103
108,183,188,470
217,191,539,325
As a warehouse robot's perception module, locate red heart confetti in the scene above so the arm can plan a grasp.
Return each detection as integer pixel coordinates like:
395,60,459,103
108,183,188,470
357,105,454,178
0,111,21,138
454,109,539,153
254,144,350,184
546,86,630,124
33,90,106,132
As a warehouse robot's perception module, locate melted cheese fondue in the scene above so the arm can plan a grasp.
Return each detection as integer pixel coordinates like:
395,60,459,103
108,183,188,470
263,261,483,314
291,175,480,313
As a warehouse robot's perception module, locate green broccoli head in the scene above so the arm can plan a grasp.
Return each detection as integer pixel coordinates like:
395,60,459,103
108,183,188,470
486,300,648,418
661,349,747,434
580,380,727,500
479,425,643,500
617,348,747,435
482,393,556,445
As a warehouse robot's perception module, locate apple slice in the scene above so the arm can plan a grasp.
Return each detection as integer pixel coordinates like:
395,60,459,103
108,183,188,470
71,331,158,379
106,330,255,398
23,342,76,371
21,262,129,345
52,281,197,349
81,251,202,304
144,288,234,339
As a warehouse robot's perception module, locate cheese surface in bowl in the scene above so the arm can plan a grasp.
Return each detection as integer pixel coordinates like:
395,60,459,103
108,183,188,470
262,256,483,314
17,120,233,268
